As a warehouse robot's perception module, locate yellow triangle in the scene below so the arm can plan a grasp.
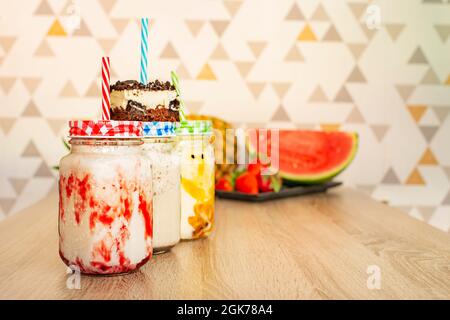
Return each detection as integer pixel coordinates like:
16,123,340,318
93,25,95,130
297,24,317,41
196,63,216,80
47,19,67,36
320,124,340,132
445,74,450,85
419,148,438,165
407,105,427,122
405,168,425,185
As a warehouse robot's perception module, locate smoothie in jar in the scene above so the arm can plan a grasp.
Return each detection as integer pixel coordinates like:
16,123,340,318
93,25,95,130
142,122,181,253
58,120,153,275
176,120,215,240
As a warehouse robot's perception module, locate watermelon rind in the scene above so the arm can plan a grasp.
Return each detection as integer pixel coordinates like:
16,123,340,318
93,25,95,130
280,132,358,185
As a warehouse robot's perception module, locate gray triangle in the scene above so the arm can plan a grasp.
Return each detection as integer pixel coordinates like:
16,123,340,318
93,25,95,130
272,82,291,98
210,20,229,37
323,26,341,41
185,20,204,37
235,61,253,78
371,125,389,141
348,3,366,19
418,206,436,221
443,190,450,205
284,44,304,61
347,66,366,83
34,40,54,57
85,80,100,97
421,68,440,84
22,100,41,117
22,141,40,157
443,166,450,181
0,77,16,93
99,0,117,14
271,105,290,121
308,86,328,102
47,119,67,135
35,161,53,177
0,118,16,134
419,126,439,142
346,107,365,123
176,64,191,80
385,23,405,41
34,0,54,15
72,19,91,37
9,178,27,195
0,198,15,215
224,1,242,16
408,47,428,64
247,82,266,98
311,4,329,21
432,106,450,122
210,43,229,60
285,4,304,20
0,37,16,53
111,18,129,34
382,168,400,184
395,85,415,102
347,43,366,60
434,24,450,42
160,42,179,59
334,86,352,102
97,38,116,54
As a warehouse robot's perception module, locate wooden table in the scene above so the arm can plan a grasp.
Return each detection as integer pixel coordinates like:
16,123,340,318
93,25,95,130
0,187,449,299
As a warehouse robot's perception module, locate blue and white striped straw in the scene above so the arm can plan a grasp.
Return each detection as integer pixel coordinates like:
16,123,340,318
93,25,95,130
140,18,149,84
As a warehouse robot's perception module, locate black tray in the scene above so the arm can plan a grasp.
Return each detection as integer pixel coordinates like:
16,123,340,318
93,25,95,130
215,181,342,202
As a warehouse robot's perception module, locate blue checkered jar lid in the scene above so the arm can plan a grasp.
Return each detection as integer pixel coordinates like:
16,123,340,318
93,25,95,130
142,122,176,137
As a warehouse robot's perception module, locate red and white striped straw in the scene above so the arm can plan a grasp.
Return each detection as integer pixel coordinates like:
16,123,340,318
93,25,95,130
101,57,111,120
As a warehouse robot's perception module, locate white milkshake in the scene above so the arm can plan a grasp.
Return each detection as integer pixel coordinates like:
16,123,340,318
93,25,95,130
142,122,181,253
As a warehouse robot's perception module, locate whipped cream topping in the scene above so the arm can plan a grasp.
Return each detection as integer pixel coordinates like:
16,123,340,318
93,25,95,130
111,89,177,111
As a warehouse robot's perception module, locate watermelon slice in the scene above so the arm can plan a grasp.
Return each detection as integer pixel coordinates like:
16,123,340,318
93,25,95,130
250,130,358,184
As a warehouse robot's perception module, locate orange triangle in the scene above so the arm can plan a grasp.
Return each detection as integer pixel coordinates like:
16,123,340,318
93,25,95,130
297,24,317,41
446,74,450,85
47,19,67,36
405,168,425,185
419,148,438,165
407,105,427,122
196,64,216,80
320,124,340,132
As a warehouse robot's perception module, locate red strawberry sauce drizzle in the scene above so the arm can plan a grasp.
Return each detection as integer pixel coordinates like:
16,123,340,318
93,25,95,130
138,193,153,240
59,172,153,274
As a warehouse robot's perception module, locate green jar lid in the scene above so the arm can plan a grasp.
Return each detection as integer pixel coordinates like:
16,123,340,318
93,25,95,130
175,120,212,135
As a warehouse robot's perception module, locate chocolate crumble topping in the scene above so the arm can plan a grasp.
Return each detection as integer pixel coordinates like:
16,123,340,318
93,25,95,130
110,79,175,92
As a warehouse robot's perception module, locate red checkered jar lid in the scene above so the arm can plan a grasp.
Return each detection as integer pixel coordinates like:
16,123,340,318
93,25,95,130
68,120,143,138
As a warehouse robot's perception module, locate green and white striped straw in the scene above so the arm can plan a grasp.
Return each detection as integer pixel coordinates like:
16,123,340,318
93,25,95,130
171,70,186,121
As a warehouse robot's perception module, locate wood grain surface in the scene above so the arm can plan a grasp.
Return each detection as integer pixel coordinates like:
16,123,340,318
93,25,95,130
0,187,449,299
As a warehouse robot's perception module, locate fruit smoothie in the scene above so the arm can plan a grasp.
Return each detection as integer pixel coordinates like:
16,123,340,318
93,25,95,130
58,121,153,275
176,121,215,240
142,122,181,253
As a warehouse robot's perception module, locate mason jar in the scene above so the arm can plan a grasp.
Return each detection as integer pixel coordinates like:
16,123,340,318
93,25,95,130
176,120,215,240
58,120,153,275
142,122,181,254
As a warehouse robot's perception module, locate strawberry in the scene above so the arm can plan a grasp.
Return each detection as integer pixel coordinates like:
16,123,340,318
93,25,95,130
215,177,233,192
247,163,261,176
235,172,259,194
257,174,282,193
